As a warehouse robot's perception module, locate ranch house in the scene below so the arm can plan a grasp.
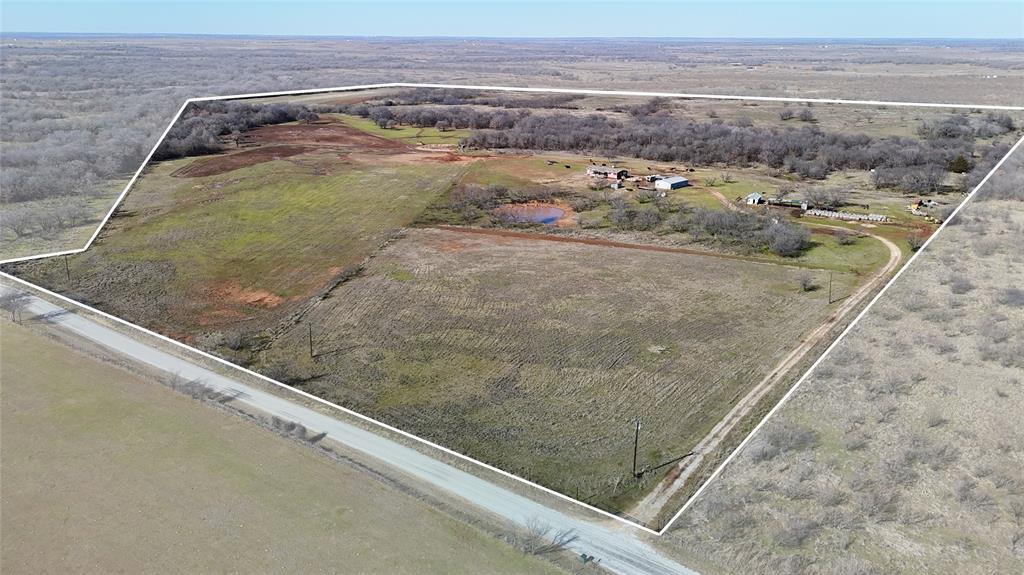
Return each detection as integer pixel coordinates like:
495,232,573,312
587,166,629,180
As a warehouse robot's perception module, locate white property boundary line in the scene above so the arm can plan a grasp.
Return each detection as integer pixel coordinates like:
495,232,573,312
3,83,1024,266
660,133,1024,530
2,83,1022,537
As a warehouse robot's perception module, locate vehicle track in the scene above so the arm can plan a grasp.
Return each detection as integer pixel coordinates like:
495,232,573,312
628,198,903,527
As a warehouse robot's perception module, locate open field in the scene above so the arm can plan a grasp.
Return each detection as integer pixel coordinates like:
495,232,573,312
10,120,470,336
335,113,472,145
261,226,858,513
661,153,1024,573
3,36,1023,260
0,318,566,575
5,87,1007,528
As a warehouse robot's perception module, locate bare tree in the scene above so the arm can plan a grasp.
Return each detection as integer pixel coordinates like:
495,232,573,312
836,229,856,245
907,233,928,251
0,292,31,323
514,518,579,556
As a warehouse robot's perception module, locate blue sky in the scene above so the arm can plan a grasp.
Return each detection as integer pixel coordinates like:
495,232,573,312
1,1,1021,38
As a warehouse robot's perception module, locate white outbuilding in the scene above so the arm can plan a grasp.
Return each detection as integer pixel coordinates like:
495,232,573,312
655,176,689,190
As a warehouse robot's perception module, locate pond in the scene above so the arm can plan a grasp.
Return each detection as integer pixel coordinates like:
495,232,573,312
492,203,565,225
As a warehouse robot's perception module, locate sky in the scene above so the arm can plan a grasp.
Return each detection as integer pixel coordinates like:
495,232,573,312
1,1,1022,39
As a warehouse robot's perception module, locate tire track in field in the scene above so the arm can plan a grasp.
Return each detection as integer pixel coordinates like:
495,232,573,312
627,218,903,527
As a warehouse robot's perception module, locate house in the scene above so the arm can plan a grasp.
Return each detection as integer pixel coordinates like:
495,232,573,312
587,166,628,180
745,192,765,205
655,176,689,190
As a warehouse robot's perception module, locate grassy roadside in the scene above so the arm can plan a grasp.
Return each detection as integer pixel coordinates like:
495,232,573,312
0,318,567,575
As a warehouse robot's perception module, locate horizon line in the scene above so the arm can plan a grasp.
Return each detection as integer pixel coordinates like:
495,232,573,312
2,32,1022,42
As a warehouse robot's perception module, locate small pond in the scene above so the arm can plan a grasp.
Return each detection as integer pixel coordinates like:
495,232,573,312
493,203,565,225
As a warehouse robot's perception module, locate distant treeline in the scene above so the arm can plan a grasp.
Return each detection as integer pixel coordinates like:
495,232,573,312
153,101,315,161
379,88,585,109
461,111,998,194
331,103,530,131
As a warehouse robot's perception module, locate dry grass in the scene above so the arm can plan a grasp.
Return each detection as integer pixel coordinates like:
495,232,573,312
8,146,467,335
0,318,565,575
663,154,1024,574
262,227,855,513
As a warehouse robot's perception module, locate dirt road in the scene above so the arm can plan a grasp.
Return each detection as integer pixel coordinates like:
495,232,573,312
627,218,903,526
435,225,800,266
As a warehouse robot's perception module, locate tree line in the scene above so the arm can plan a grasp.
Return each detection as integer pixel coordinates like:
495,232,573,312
375,87,584,109
329,102,530,131
460,111,984,191
152,101,315,161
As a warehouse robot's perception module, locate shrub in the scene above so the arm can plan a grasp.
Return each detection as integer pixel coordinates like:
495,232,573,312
632,207,663,230
997,287,1024,307
907,233,928,251
765,221,811,256
773,517,820,547
748,422,819,463
836,229,856,245
947,276,974,295
799,273,816,292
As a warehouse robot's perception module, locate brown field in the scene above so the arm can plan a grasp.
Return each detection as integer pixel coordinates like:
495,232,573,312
661,155,1024,574
8,119,471,337
5,89,994,528
0,318,566,575
251,120,413,149
5,37,1023,261
173,144,315,177
260,226,859,516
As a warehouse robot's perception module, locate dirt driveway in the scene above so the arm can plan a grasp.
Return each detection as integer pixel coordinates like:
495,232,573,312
628,212,903,527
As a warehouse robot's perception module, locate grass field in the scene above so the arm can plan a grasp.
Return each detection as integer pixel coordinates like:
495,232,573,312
261,227,858,512
10,149,467,335
0,319,565,575
335,113,472,144
4,92,948,524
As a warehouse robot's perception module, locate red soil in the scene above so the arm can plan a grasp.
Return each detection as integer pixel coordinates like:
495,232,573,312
251,121,410,151
173,145,315,178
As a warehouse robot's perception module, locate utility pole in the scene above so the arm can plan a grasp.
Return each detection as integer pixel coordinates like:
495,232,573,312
828,271,833,304
308,324,314,358
632,419,642,478
63,255,71,284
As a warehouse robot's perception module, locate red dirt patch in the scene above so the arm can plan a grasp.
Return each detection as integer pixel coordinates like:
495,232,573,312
251,121,410,151
219,282,285,308
173,145,314,178
423,151,469,162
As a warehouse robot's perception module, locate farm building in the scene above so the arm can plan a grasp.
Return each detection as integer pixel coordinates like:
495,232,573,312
587,166,628,180
745,192,765,205
655,176,689,190
767,197,808,209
